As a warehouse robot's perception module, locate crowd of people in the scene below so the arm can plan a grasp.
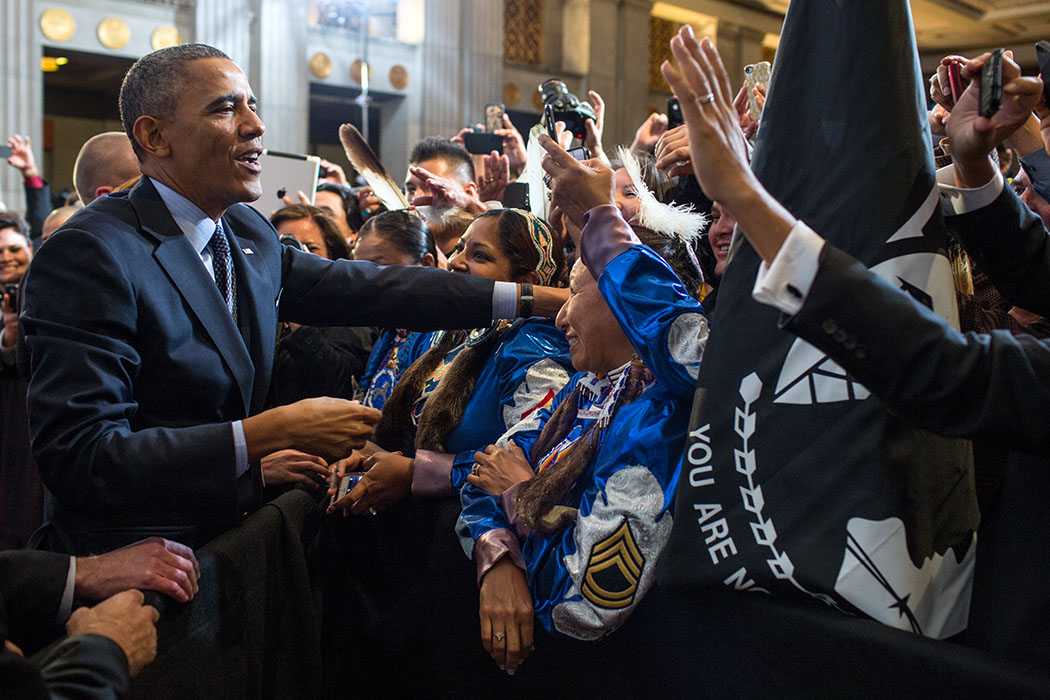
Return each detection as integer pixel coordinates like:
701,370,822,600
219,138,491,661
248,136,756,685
2,6,1050,697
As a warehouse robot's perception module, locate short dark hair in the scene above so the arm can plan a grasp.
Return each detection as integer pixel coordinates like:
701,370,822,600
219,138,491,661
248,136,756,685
409,137,475,184
270,204,351,260
356,210,436,264
0,212,31,240
119,44,231,160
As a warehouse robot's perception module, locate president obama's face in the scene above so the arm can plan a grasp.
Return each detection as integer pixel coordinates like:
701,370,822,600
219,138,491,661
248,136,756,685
154,58,265,219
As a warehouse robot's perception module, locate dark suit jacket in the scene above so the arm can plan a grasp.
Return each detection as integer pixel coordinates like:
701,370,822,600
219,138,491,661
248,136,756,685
784,183,1050,666
0,549,130,700
21,177,496,553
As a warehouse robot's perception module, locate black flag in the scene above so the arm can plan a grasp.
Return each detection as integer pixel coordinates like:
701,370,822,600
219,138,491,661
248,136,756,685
660,0,979,638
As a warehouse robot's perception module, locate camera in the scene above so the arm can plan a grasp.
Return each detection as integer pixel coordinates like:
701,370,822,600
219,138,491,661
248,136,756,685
3,284,18,311
537,79,597,141
279,234,307,252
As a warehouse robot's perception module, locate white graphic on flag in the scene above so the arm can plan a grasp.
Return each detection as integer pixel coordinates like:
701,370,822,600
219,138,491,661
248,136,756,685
834,517,975,639
773,188,958,405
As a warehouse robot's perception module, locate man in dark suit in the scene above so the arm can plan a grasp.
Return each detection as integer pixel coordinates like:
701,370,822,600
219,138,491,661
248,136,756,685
20,44,561,554
657,31,1050,665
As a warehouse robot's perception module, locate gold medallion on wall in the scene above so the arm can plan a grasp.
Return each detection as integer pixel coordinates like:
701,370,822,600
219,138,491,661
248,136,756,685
310,52,333,79
97,18,130,50
503,82,521,107
151,26,182,51
40,8,76,43
350,59,363,84
389,65,408,90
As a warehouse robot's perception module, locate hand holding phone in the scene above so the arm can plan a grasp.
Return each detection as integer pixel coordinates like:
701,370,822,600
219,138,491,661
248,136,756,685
979,48,1004,118
947,60,964,106
1036,41,1050,107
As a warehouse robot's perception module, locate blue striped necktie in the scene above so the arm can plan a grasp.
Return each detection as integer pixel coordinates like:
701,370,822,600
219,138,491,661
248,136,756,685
209,221,236,318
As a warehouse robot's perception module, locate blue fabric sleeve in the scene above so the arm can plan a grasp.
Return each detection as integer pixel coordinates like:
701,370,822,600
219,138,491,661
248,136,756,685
599,246,708,399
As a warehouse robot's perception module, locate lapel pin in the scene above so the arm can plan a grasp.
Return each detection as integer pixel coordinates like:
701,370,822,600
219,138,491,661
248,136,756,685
242,247,254,255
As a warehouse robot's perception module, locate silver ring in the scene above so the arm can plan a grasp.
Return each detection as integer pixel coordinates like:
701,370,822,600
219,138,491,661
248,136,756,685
368,506,378,516
698,93,715,104
472,463,481,476
493,632,506,641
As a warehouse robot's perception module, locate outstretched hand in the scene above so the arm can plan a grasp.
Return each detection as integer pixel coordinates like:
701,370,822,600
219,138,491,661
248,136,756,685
409,165,485,214
631,112,669,153
659,27,756,206
945,51,1043,186
538,133,614,230
5,134,39,178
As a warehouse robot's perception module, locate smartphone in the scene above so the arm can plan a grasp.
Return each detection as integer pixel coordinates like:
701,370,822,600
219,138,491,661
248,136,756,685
567,146,591,161
0,145,12,159
502,182,529,209
947,60,964,106
462,131,502,155
327,472,367,510
743,61,771,119
485,103,505,133
1037,41,1050,106
667,97,683,129
979,48,1004,118
544,104,558,140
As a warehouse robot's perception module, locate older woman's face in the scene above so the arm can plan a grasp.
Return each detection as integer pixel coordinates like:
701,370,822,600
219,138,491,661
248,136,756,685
0,228,31,285
556,260,635,374
277,217,330,259
614,168,641,223
447,217,515,282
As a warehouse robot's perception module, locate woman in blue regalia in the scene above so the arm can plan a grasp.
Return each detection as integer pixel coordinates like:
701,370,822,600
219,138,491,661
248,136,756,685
458,141,710,674
329,208,574,514
352,210,440,411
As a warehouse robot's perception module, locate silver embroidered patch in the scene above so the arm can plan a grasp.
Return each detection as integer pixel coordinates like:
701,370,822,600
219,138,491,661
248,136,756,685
501,358,571,432
552,466,672,640
667,313,708,380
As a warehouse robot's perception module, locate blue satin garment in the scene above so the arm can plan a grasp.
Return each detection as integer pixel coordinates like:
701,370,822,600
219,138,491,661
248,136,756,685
435,318,574,494
359,329,437,410
459,245,709,640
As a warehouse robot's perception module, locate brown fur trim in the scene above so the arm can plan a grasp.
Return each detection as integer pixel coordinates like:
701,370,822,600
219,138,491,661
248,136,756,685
515,363,650,535
414,325,508,452
373,331,464,456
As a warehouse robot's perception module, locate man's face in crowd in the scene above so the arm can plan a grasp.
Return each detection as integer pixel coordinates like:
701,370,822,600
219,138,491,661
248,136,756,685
156,58,265,218
708,202,736,278
314,190,353,240
0,228,31,285
1012,170,1050,228
405,158,464,202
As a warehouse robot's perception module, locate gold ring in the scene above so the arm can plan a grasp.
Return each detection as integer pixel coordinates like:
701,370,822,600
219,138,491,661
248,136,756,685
493,632,506,641
698,93,715,104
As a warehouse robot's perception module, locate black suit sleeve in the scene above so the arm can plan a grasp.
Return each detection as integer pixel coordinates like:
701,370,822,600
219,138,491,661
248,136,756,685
787,244,1050,455
23,179,52,243
0,551,70,653
277,245,498,331
948,183,1050,318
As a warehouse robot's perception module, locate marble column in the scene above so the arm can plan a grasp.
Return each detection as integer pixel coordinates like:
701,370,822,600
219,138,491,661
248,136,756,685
462,0,503,128
1,0,41,212
421,0,465,138
717,21,766,91
254,0,310,153
194,0,255,80
614,0,653,147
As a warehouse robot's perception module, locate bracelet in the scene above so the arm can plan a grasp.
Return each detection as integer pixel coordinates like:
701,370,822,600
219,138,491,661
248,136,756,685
518,282,534,318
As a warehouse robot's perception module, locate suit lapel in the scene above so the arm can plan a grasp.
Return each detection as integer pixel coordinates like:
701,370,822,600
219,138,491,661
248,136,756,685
129,179,255,416
223,214,277,413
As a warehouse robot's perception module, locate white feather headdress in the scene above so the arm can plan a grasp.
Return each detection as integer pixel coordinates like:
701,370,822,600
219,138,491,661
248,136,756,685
616,146,708,243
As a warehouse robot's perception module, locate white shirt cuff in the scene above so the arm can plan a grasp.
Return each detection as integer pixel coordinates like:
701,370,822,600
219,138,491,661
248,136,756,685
232,420,248,478
59,557,76,623
752,221,826,316
936,164,1004,215
492,281,518,319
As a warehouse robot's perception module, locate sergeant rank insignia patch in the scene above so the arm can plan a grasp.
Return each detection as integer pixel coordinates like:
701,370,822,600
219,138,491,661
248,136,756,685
582,519,644,609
